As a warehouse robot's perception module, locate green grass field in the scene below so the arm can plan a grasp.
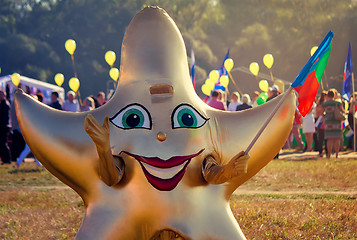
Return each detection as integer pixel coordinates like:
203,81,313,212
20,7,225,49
1,158,356,239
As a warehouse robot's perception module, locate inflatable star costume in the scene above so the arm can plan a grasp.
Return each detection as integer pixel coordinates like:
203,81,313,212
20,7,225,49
15,6,296,240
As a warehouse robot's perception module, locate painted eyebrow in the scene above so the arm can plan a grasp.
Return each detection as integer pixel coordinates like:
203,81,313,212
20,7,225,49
149,84,174,95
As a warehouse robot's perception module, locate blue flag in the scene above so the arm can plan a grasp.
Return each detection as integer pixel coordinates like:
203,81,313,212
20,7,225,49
190,49,195,87
342,43,353,100
213,49,230,91
218,49,230,77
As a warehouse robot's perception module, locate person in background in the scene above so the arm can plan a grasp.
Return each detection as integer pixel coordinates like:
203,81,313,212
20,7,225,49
97,91,107,107
236,94,252,111
322,90,345,158
36,90,44,103
227,92,241,111
16,95,42,168
347,93,357,149
251,91,260,107
314,91,327,157
337,93,347,151
267,85,279,102
287,109,305,151
0,91,11,164
220,90,228,110
49,91,62,110
267,86,280,159
90,95,100,108
24,85,31,94
208,90,226,110
63,91,80,112
302,103,316,152
10,89,26,163
81,97,95,112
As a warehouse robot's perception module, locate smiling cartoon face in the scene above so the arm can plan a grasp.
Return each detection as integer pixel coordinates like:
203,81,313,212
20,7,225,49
106,84,209,191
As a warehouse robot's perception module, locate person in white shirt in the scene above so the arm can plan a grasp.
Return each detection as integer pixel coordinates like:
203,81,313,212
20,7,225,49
63,91,80,112
227,92,241,111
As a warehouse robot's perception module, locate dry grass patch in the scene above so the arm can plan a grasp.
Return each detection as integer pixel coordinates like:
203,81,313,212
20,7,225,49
0,163,63,187
240,158,357,192
231,194,357,239
0,189,82,240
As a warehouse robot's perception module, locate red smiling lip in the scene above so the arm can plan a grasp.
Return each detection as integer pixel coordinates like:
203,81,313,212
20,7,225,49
122,149,204,191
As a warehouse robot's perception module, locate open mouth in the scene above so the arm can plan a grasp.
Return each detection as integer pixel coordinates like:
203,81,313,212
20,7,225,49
122,149,204,191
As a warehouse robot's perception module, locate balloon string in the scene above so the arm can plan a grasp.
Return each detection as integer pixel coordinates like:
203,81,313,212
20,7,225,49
269,69,274,82
77,90,82,106
71,55,77,78
245,86,293,155
70,54,82,105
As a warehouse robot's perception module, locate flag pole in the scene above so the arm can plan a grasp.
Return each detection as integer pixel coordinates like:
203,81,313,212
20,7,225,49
320,77,325,90
352,71,356,151
323,72,329,89
245,86,293,154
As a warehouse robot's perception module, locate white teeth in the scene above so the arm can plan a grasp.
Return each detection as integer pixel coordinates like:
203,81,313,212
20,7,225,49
141,161,188,179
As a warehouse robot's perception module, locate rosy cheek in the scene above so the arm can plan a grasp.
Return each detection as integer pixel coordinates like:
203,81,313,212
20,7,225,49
186,132,205,148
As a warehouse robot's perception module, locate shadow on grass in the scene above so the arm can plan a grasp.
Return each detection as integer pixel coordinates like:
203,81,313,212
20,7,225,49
8,168,43,174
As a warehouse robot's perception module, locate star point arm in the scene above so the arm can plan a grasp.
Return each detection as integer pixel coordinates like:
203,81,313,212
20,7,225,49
202,151,249,185
85,114,123,186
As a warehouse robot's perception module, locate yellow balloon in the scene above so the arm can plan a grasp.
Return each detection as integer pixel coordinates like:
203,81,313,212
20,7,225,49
69,77,80,92
220,75,229,87
11,73,20,86
263,54,274,69
65,39,76,55
209,70,220,83
259,80,269,92
249,62,259,76
201,84,211,96
274,80,285,92
310,46,318,56
105,51,116,66
204,78,212,85
224,58,234,72
109,68,120,81
206,81,215,91
54,73,64,87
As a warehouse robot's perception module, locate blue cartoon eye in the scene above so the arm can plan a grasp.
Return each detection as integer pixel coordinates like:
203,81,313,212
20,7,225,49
172,104,208,129
110,104,152,130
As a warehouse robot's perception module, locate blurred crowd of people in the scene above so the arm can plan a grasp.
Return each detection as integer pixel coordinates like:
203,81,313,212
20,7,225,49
0,88,108,166
288,88,355,159
1,83,355,166
205,86,355,159
206,84,281,111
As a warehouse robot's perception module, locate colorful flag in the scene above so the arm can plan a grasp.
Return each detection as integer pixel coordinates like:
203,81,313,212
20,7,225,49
291,31,334,116
190,49,195,88
342,43,353,100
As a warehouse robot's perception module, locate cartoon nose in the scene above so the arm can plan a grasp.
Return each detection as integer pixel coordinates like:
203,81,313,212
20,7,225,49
157,131,167,142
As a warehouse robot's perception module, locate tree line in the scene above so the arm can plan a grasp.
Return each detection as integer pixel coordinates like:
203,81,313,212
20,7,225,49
0,0,356,97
